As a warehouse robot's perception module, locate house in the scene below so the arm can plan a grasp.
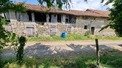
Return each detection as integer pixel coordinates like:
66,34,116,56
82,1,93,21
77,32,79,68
3,3,115,37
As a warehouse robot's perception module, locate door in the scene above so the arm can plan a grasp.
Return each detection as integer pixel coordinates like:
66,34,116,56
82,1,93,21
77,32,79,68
50,25,57,36
91,27,95,35
26,27,34,37
67,25,72,34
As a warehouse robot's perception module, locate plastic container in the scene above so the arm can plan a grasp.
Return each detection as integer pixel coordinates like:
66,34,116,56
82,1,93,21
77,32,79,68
61,32,66,38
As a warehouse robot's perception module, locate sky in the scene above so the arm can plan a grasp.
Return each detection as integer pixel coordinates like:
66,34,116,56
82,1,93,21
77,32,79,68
12,0,113,11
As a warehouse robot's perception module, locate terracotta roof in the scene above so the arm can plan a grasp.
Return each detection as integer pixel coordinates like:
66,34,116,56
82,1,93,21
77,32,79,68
15,2,110,18
86,9,110,17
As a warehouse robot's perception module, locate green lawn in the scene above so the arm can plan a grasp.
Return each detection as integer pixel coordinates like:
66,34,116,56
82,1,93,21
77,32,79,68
27,34,122,42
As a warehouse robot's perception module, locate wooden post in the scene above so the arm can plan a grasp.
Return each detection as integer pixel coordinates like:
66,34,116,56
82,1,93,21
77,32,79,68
95,39,100,67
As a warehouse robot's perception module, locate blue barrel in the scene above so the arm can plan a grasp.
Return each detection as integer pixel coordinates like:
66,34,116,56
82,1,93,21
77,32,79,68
61,32,66,38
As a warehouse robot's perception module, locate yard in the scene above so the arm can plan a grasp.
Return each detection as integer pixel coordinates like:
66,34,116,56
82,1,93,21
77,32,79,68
1,35,122,68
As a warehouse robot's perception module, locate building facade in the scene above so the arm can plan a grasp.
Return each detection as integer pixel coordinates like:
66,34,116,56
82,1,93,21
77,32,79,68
3,3,115,37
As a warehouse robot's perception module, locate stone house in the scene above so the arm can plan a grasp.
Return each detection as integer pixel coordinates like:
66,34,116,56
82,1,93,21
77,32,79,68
3,3,115,37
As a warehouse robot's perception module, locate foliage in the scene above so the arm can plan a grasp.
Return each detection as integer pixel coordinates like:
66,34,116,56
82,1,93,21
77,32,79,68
0,0,26,49
28,34,122,41
108,0,122,37
2,52,122,68
100,0,122,37
38,0,71,9
37,0,88,9
16,36,26,64
0,17,18,49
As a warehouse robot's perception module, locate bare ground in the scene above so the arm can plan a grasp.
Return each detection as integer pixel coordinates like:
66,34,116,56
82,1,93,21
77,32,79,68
24,40,122,58
1,40,122,60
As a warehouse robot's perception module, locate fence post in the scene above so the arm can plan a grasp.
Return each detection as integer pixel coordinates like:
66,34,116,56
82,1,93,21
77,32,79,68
95,39,100,67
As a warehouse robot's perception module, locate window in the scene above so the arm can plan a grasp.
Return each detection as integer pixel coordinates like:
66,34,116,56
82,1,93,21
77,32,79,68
27,11,32,21
57,14,61,22
49,14,51,22
66,15,76,23
65,15,69,23
69,15,76,23
4,13,10,22
34,12,46,22
15,12,21,21
84,25,87,29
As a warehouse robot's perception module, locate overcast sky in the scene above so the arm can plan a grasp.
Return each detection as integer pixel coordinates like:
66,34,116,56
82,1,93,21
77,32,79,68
12,0,113,11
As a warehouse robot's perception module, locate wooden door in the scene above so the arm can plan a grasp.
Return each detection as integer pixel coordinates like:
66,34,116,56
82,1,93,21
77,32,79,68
50,25,57,36
26,27,34,37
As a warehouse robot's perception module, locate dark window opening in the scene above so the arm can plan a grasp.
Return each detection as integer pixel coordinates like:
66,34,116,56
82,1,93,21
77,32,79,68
49,14,51,22
66,19,69,23
91,27,95,35
66,15,76,23
27,11,32,21
57,14,61,22
65,15,69,23
34,12,46,22
84,25,87,29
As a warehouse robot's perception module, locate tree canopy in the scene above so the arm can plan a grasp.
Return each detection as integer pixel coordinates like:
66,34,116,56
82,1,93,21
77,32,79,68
100,0,122,37
0,0,26,49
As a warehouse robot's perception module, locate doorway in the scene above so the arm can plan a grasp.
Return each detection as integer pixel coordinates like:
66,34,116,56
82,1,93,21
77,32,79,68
26,27,34,37
91,27,95,35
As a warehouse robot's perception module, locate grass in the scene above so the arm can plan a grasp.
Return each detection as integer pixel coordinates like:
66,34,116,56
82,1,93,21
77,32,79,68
1,50,122,68
2,55,122,68
27,34,122,42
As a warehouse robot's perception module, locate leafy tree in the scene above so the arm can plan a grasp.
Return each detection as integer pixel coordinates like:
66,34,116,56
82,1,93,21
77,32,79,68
107,0,122,37
0,0,26,49
38,0,87,9
100,0,122,37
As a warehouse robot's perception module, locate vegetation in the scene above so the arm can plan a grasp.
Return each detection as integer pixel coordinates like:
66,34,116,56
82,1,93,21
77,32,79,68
38,0,72,9
0,0,26,49
0,0,25,67
108,0,122,37
16,36,26,64
100,0,122,37
2,51,122,68
27,34,122,42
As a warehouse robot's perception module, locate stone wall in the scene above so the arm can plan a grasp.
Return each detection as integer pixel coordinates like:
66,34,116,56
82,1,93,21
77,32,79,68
4,20,116,37
4,11,116,37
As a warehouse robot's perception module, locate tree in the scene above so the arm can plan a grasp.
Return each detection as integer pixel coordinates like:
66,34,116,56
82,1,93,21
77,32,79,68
0,0,26,49
107,0,122,37
38,0,88,9
100,0,122,37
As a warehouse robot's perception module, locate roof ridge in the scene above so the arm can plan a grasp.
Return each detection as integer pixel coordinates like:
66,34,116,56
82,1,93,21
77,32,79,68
14,2,109,17
86,9,101,15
